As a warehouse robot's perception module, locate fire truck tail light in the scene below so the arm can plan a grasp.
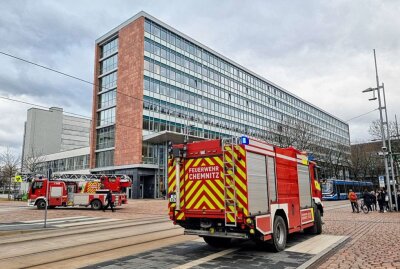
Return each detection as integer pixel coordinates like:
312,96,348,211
246,218,252,224
249,228,255,234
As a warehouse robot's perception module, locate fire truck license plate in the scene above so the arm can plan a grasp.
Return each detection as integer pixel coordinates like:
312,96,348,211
169,193,177,203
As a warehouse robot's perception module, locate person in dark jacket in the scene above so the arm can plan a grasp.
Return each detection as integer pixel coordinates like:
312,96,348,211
371,191,377,211
363,189,373,212
377,188,386,213
103,191,115,212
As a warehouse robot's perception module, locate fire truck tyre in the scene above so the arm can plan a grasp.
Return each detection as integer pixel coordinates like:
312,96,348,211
91,199,103,210
305,207,322,235
271,216,287,252
203,236,231,248
36,199,46,210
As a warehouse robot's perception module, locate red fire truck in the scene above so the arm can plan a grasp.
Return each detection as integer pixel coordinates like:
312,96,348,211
28,174,131,210
168,137,323,251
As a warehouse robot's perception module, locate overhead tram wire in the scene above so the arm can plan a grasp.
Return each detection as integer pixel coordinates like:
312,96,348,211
345,108,379,122
1,50,370,137
0,95,91,119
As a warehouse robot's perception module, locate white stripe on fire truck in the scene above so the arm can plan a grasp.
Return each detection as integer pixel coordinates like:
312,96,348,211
275,153,298,162
248,139,274,151
244,145,275,156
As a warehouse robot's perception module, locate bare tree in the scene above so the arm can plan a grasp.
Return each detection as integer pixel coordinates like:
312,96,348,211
316,140,350,180
277,118,315,152
22,148,46,174
0,148,20,200
369,119,398,140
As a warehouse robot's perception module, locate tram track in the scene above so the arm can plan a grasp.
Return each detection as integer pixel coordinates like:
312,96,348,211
0,216,169,245
0,217,189,269
0,226,188,269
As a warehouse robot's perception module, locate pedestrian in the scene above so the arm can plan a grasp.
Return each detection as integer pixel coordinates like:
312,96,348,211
103,190,115,212
348,189,359,213
371,190,377,211
378,188,385,213
363,189,373,212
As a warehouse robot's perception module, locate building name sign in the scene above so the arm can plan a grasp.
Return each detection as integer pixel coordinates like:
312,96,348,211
188,165,221,180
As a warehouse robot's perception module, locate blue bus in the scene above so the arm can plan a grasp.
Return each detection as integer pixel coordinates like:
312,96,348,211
321,179,373,200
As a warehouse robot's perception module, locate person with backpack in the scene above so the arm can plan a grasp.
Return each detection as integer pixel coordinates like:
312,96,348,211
348,189,359,213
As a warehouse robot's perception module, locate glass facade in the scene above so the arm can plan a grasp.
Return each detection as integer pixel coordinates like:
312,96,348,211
38,154,90,174
142,19,350,157
96,37,118,167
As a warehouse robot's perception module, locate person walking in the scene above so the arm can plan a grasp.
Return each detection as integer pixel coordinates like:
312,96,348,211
371,190,377,211
378,188,385,213
363,189,373,212
103,190,115,212
348,189,359,213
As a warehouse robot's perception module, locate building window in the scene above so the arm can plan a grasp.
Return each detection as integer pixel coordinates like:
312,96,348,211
96,125,115,150
98,90,116,109
100,54,118,74
96,150,114,167
97,107,115,126
99,72,117,92
101,38,118,58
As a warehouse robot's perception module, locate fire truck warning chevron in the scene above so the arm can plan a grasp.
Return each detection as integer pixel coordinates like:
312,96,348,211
168,137,324,252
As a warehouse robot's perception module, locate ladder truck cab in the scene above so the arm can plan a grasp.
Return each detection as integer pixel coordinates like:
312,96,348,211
168,138,323,251
28,174,132,210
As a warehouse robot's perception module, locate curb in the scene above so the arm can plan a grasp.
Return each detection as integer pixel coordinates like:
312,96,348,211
297,235,350,269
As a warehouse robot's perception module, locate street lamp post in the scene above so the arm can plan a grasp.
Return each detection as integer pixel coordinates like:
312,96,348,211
362,49,394,211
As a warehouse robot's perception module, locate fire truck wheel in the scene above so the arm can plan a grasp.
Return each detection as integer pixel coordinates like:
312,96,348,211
305,206,322,235
36,199,46,210
91,199,103,210
271,216,287,252
203,236,231,248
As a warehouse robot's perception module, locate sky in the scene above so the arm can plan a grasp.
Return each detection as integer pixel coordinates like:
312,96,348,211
0,0,399,156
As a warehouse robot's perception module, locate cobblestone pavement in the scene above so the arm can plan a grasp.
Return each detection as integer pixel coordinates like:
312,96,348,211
319,205,400,269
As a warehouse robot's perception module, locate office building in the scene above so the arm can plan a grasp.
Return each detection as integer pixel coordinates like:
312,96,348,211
91,11,350,198
22,107,91,170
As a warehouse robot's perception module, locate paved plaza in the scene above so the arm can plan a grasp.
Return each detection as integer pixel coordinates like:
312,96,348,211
0,199,399,268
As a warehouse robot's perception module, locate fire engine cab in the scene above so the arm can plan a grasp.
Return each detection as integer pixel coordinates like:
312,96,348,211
28,174,131,210
168,137,323,251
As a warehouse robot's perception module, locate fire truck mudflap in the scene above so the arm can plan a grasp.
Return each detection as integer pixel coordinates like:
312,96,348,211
168,138,323,251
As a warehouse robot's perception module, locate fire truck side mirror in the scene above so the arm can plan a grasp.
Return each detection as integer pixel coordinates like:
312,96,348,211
172,148,181,158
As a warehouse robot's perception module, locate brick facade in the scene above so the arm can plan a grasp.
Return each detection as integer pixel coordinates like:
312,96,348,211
114,17,145,166
90,45,100,169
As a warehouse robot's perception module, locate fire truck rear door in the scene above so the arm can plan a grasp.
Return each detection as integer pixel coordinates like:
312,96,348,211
247,152,269,215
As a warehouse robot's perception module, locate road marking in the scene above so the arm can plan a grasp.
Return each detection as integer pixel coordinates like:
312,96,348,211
55,218,121,227
172,248,239,269
21,216,91,223
285,234,347,254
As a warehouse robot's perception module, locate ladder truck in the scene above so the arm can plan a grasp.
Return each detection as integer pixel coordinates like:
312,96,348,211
167,137,323,251
27,174,131,210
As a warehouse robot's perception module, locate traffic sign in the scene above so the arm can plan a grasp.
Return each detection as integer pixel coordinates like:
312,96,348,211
378,176,385,188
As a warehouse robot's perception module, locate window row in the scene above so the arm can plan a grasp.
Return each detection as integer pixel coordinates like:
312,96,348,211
100,54,118,75
96,150,114,168
97,107,115,126
99,71,117,92
37,155,90,173
96,125,115,150
144,74,347,138
101,38,118,58
143,96,348,145
98,90,116,109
